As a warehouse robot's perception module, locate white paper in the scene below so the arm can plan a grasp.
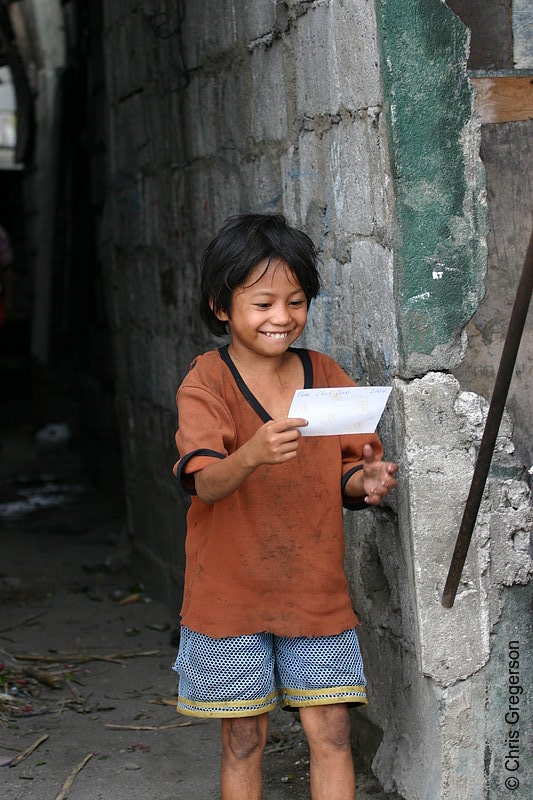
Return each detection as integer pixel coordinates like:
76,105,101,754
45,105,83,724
288,386,391,436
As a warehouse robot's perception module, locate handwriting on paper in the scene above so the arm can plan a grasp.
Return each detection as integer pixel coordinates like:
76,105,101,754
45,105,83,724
288,386,391,436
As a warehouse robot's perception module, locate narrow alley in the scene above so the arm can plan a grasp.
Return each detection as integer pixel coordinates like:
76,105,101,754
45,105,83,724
1,2,532,798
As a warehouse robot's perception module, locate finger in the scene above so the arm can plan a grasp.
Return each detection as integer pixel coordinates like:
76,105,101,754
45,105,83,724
381,472,398,490
365,486,387,504
278,428,304,443
266,428,302,448
363,443,376,462
277,438,302,454
268,443,301,464
281,417,308,430
279,450,298,462
365,475,397,504
365,494,383,506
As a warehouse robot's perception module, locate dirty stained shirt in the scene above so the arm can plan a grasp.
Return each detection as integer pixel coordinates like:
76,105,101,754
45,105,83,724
173,346,383,639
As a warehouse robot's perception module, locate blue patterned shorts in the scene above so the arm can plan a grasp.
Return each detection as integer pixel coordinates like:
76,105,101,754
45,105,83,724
172,626,367,718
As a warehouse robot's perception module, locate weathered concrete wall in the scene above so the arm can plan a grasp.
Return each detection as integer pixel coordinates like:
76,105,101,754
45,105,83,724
99,1,532,798
449,0,533,473
362,3,533,797
454,124,533,471
348,381,533,798
376,374,531,797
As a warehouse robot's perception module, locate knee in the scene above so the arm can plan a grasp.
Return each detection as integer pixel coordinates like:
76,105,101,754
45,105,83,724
223,717,267,762
326,708,352,751
302,704,353,753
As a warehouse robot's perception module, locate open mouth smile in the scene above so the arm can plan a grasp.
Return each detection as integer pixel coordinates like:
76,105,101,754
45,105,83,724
262,332,290,339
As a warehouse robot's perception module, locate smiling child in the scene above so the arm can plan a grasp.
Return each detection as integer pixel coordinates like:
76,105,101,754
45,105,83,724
172,213,397,800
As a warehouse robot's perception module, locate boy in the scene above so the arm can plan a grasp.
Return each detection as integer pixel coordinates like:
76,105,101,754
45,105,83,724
173,213,397,799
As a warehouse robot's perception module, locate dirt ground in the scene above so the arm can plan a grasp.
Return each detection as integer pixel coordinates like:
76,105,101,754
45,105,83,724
0,425,395,799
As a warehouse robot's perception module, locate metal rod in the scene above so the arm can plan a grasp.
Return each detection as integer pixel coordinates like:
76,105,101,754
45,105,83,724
441,221,533,608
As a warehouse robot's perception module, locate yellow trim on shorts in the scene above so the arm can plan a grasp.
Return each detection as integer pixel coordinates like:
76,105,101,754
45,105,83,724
176,690,278,718
281,695,368,709
280,685,367,709
282,685,366,698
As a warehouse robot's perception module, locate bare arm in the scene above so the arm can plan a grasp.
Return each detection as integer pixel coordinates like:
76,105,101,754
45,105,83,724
188,417,308,505
344,443,398,506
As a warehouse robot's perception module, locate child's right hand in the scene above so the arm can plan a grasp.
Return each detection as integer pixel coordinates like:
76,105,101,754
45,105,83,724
245,418,308,467
193,418,308,504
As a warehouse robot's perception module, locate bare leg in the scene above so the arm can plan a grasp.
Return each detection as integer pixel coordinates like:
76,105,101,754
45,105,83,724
299,703,356,800
220,713,269,800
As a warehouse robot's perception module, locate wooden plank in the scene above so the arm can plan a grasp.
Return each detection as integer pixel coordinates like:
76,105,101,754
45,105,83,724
471,76,533,123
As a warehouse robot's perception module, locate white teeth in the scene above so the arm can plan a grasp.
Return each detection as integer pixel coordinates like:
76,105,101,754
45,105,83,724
264,332,288,339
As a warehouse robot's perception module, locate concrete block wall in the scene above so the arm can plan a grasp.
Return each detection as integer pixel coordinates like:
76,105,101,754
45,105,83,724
100,1,533,797
348,371,533,799
357,3,532,796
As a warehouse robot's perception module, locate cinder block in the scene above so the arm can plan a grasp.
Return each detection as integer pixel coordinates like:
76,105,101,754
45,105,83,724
244,0,281,45
330,0,382,109
296,119,375,239
250,40,288,142
349,239,397,384
292,0,382,118
181,0,243,69
321,118,375,237
182,74,218,160
217,68,252,153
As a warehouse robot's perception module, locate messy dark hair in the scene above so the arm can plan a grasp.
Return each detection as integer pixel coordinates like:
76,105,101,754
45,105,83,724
199,213,321,337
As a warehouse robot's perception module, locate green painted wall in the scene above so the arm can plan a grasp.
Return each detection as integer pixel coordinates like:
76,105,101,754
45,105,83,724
376,0,487,372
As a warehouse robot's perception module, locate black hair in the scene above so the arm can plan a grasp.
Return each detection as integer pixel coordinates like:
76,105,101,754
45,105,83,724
199,213,321,336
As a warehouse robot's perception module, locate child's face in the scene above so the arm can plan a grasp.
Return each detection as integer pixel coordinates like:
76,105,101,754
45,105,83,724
215,259,308,358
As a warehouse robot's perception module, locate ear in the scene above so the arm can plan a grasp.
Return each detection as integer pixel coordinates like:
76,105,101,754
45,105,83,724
209,298,230,322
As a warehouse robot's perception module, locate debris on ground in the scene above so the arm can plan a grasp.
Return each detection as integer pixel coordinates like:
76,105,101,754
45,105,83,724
54,751,93,800
0,733,48,767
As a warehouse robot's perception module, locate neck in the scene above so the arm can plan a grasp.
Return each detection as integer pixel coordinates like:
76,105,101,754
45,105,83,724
227,343,293,376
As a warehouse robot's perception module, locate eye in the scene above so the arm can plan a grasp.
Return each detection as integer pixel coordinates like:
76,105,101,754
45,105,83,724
289,299,305,307
254,303,271,309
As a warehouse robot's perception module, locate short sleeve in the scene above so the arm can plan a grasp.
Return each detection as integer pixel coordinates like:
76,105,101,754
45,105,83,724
174,384,237,494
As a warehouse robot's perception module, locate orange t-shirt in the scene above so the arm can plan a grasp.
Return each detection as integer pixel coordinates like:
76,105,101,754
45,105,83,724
174,346,383,638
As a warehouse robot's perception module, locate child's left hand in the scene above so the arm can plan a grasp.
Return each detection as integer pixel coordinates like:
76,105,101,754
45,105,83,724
350,443,398,506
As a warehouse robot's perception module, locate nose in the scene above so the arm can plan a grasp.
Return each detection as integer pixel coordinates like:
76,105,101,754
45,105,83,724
270,302,292,325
